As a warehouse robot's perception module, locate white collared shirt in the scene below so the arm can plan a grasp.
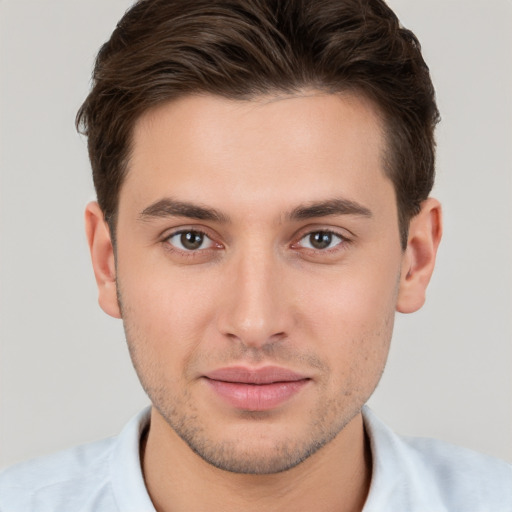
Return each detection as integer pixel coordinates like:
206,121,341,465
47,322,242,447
1,406,510,511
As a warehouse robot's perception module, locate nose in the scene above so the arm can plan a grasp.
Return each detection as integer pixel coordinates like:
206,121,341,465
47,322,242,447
216,248,293,350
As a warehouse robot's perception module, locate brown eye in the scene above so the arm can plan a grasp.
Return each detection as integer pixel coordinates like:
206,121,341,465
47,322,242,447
167,230,213,251
298,231,344,250
309,232,332,249
181,231,204,250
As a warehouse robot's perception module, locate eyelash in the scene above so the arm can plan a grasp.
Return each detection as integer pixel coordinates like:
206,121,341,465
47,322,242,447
162,229,222,258
161,228,351,258
292,229,350,254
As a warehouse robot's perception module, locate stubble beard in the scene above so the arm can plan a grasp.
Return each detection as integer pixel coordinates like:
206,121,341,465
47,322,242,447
123,326,388,475
117,284,393,475
149,384,362,475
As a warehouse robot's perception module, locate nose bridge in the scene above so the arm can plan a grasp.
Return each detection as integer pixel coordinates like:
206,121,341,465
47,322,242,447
219,242,289,347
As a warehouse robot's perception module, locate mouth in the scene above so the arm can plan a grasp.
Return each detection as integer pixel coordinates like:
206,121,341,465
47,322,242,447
203,366,311,411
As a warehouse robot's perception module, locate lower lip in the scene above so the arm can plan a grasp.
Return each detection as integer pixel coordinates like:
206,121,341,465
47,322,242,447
205,379,309,411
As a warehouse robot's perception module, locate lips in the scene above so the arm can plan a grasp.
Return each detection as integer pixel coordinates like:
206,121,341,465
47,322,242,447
203,366,310,411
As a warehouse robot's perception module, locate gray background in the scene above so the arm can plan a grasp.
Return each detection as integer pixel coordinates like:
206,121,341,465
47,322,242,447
1,0,511,469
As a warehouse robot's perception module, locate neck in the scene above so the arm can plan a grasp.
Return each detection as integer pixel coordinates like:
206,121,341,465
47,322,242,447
141,408,372,512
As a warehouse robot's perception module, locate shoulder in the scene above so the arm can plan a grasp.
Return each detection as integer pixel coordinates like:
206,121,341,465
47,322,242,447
404,435,512,507
0,407,153,512
362,407,512,512
0,437,118,512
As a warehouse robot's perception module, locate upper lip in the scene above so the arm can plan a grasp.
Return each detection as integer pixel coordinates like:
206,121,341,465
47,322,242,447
204,366,309,385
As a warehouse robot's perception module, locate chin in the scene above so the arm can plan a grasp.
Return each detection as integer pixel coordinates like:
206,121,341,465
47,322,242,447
186,436,331,475
166,412,349,475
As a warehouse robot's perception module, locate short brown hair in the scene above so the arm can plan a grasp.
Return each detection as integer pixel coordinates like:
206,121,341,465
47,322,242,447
77,0,440,247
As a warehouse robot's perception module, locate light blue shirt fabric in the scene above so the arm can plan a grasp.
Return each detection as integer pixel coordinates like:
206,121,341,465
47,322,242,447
1,406,510,511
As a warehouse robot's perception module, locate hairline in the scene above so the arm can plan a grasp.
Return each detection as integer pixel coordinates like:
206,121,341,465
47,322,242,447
106,87,410,251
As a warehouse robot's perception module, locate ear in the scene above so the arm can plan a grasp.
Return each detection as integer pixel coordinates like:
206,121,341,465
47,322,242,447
396,198,442,314
85,202,122,319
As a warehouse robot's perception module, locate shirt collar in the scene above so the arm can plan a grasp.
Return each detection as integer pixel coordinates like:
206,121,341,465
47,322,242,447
361,405,442,511
108,405,442,512
110,406,155,512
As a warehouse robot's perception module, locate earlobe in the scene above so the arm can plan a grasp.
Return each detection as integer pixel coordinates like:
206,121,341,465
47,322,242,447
396,198,442,314
85,202,122,319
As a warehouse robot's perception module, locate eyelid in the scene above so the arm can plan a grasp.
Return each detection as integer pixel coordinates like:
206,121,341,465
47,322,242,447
290,226,353,254
160,224,216,241
161,226,223,253
298,231,343,249
167,230,214,250
293,224,352,241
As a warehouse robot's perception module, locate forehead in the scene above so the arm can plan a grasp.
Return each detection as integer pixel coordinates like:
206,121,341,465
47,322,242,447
122,91,393,218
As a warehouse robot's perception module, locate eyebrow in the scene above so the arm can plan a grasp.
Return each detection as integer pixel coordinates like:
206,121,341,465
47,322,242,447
139,198,229,223
287,198,372,221
138,197,372,224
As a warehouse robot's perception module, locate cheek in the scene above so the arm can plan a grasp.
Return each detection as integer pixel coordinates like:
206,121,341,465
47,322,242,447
117,265,220,372
302,264,398,332
299,264,398,377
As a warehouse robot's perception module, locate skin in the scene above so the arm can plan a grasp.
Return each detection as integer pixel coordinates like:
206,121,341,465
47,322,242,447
86,91,441,512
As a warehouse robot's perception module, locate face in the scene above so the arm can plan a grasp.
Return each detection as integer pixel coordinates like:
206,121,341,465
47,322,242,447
91,92,421,474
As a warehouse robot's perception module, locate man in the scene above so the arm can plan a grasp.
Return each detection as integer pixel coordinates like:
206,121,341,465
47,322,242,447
0,0,510,510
